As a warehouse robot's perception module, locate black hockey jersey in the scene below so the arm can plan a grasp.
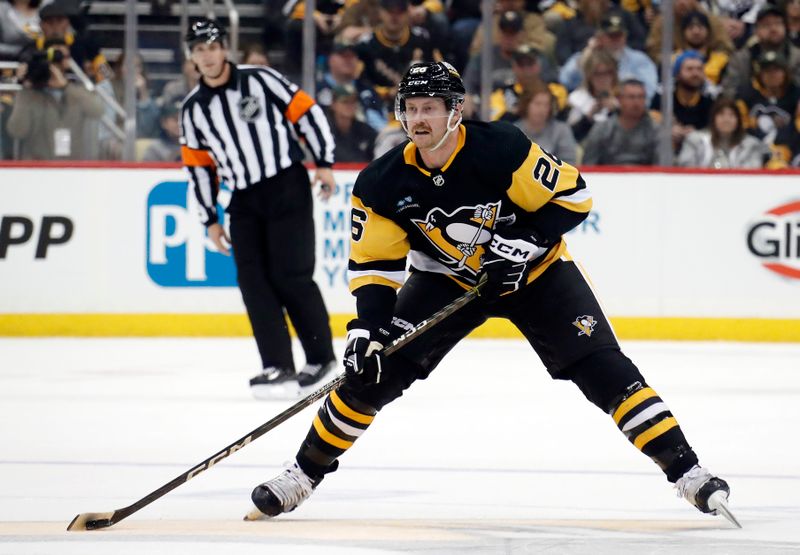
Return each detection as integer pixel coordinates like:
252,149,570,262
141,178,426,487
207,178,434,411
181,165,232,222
347,120,592,294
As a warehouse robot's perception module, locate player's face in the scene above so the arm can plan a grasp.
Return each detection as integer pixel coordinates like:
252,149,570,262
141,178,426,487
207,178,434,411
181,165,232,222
404,97,450,149
190,41,227,79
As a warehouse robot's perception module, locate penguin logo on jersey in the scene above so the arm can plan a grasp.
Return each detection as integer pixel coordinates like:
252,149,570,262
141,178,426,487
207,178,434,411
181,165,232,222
412,202,500,276
238,96,261,122
573,315,597,337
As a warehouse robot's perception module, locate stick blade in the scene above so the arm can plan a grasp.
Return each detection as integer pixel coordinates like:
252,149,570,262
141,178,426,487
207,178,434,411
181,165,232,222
243,505,269,521
67,511,116,531
708,491,742,529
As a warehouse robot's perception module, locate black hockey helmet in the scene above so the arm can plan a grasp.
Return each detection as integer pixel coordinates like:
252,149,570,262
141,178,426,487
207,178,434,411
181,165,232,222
396,61,466,113
185,18,227,51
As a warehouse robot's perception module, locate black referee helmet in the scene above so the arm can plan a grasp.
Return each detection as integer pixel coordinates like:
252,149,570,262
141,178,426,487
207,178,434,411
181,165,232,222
185,18,228,51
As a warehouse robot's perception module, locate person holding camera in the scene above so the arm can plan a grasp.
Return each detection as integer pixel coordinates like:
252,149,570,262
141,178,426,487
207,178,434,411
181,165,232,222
7,43,103,159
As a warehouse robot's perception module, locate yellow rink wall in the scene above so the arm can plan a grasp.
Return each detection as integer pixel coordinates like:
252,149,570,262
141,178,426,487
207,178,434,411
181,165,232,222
2,314,799,342
2,165,800,342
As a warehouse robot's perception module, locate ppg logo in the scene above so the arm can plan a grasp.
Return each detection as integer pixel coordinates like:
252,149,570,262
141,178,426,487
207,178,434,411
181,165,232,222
146,181,237,287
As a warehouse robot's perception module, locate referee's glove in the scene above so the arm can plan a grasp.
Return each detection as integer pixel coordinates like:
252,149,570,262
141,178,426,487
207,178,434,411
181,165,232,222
343,319,387,387
479,230,545,298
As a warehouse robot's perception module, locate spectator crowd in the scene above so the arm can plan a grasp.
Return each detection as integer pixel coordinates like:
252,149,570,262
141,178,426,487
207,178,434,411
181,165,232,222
1,0,800,168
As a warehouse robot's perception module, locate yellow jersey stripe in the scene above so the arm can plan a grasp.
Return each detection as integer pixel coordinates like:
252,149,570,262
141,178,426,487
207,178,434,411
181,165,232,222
613,387,657,424
313,415,354,449
633,417,679,450
330,390,375,425
350,274,404,292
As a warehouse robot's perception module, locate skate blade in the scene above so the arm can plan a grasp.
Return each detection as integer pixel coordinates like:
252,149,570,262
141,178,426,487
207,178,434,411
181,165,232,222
243,505,269,521
708,490,742,528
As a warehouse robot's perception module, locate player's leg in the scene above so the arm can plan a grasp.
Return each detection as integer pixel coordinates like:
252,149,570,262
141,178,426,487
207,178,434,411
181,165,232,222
249,271,488,517
264,164,336,390
227,191,296,397
502,259,732,517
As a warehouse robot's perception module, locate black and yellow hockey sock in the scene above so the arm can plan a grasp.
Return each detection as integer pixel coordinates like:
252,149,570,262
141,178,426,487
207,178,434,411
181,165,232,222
296,389,377,478
610,382,698,482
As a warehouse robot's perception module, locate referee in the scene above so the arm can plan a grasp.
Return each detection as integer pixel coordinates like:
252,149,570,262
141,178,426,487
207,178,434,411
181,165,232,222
180,18,336,399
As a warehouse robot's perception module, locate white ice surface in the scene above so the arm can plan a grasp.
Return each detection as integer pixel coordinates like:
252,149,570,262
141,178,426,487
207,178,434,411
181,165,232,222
1,338,799,554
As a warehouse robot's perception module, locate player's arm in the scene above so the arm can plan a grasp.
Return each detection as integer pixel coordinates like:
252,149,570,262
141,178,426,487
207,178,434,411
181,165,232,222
504,141,592,245
348,193,409,330
180,104,220,226
344,192,409,385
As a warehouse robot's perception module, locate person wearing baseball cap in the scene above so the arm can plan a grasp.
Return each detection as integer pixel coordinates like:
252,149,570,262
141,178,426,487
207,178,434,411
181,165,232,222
559,8,658,103
721,4,800,96
736,47,800,142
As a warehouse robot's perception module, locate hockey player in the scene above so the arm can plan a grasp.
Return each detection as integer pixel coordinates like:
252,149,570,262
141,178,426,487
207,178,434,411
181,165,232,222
246,61,738,525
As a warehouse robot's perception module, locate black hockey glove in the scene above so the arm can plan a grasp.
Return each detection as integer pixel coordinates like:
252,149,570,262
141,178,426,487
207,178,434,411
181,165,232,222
343,319,388,387
479,230,546,298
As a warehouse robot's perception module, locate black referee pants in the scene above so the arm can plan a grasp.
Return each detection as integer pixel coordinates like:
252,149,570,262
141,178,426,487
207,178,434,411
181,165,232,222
227,163,334,371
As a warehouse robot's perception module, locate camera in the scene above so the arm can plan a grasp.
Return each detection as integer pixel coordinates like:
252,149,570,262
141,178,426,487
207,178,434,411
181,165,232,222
24,47,65,89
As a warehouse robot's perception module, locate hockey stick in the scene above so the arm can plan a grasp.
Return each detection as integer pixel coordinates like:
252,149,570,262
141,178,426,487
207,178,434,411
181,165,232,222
67,276,485,531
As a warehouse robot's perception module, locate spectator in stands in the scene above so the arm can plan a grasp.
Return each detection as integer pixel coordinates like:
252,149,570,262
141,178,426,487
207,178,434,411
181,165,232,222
0,0,39,60
159,56,199,107
241,42,269,66
7,43,103,159
554,0,645,66
111,52,159,139
581,78,661,165
141,99,181,162
489,43,568,122
678,10,730,87
514,82,578,164
469,0,556,59
285,0,346,76
721,5,800,97
736,49,800,143
646,0,733,63
326,83,377,162
617,0,657,30
710,0,766,49
463,10,558,106
651,51,715,152
566,48,619,142
446,0,481,71
354,0,436,102
773,99,800,165
34,0,110,84
559,10,658,102
785,0,800,47
677,96,770,167
407,0,449,54
316,40,386,132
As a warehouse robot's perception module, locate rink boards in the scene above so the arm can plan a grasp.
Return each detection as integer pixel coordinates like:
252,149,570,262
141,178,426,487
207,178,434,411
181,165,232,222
1,164,799,341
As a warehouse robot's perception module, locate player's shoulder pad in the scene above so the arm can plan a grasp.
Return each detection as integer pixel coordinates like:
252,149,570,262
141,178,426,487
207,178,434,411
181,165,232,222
353,143,407,214
463,119,531,174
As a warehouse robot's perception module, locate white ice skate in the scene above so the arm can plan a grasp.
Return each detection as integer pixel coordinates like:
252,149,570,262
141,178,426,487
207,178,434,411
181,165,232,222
245,461,320,520
675,465,741,528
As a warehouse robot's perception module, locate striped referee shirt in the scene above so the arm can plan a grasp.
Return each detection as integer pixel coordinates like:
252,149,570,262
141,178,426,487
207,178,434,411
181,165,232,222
180,63,335,225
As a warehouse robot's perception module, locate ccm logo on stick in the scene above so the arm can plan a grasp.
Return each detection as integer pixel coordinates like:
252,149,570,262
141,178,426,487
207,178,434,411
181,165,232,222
0,215,73,259
747,201,800,280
